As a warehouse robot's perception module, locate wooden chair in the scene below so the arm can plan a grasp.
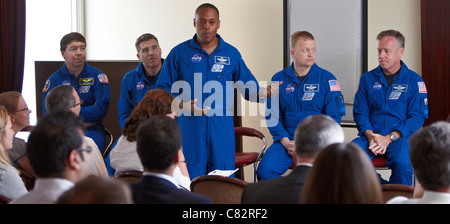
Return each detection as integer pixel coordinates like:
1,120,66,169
381,184,415,203
0,194,11,204
102,127,114,160
114,170,143,183
17,168,35,191
190,175,248,204
234,127,267,182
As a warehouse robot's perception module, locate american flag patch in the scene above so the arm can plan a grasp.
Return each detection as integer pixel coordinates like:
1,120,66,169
418,82,427,93
97,74,109,84
329,80,341,91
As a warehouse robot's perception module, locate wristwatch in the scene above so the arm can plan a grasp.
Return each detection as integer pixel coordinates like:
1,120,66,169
389,133,398,142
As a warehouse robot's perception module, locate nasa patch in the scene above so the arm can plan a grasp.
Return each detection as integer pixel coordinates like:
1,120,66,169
191,53,203,63
372,82,382,92
136,81,145,91
285,84,295,93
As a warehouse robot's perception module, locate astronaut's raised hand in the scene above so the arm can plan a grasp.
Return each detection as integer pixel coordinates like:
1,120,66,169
173,98,210,116
259,81,283,98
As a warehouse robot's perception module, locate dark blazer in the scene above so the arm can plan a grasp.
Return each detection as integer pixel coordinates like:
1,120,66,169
241,165,311,204
131,175,213,204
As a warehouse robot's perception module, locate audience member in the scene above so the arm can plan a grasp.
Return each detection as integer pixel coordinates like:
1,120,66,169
56,175,132,204
131,116,212,204
387,121,450,204
45,85,108,177
0,91,33,174
0,106,28,200
241,114,344,204
300,143,383,204
10,111,91,204
118,33,164,129
111,89,190,189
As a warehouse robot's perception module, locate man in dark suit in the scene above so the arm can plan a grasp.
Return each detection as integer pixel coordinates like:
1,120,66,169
131,116,212,204
241,114,345,204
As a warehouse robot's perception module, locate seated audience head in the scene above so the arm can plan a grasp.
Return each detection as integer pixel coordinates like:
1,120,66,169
136,115,181,174
300,143,382,204
26,111,90,181
45,85,81,115
123,89,174,141
0,106,14,166
0,91,31,133
293,114,345,162
409,121,450,192
56,176,133,204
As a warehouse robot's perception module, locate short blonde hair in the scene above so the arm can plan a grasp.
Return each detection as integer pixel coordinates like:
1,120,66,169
291,31,315,50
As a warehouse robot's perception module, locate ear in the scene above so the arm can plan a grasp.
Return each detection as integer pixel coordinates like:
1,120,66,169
398,47,405,57
290,49,295,59
66,150,82,170
173,151,179,164
193,18,196,28
9,114,16,123
60,51,66,59
136,52,141,61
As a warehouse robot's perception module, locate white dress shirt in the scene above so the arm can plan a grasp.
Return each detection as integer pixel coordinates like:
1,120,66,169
10,178,74,204
387,190,450,204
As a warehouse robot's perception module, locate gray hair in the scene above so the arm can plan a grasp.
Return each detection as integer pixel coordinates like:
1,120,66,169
409,121,450,191
376,29,405,49
294,114,345,158
45,85,76,113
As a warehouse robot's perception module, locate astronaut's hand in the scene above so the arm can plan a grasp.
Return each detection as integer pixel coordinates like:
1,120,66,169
174,98,210,116
259,81,283,98
368,133,391,155
280,137,294,157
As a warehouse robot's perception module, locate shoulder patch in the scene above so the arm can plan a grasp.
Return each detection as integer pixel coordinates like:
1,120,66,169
97,74,109,84
329,80,341,91
42,79,50,92
418,82,427,93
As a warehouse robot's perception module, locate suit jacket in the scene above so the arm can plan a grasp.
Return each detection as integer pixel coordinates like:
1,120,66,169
131,175,213,204
241,165,311,204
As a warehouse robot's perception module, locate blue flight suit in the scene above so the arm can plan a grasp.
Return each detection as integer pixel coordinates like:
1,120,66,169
156,34,262,179
257,63,346,180
352,61,428,185
117,60,164,129
42,62,111,152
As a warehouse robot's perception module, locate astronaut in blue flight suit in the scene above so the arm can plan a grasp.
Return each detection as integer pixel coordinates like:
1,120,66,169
256,31,346,181
156,3,280,179
352,30,428,185
42,32,110,152
117,33,164,130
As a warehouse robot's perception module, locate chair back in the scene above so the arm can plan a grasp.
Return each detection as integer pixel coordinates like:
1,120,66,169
102,128,114,159
382,184,415,203
234,127,267,182
190,175,248,204
114,170,143,183
18,168,35,191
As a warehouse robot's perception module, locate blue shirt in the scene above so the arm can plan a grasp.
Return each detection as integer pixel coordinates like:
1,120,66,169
117,60,164,129
156,34,261,116
266,63,346,141
42,62,111,123
353,61,428,137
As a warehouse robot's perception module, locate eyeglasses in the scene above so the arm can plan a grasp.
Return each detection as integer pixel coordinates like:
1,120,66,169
76,146,92,154
70,99,83,108
13,107,31,113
